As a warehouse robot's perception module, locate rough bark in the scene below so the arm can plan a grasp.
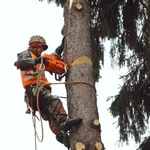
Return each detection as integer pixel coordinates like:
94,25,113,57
63,0,104,149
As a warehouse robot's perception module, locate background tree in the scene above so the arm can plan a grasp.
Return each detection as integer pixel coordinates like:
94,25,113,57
39,0,150,149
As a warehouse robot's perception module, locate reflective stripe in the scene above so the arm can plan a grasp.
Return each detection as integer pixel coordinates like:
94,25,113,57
21,51,48,88
22,76,37,83
21,70,45,75
21,70,38,75
22,74,46,84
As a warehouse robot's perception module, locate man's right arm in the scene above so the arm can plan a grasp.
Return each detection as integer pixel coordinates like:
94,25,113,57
14,50,37,70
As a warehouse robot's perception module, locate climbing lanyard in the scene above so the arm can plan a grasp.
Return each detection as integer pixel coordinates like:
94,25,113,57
32,58,45,150
34,57,45,96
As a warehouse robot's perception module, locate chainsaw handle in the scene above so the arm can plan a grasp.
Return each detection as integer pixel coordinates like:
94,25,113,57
55,73,66,81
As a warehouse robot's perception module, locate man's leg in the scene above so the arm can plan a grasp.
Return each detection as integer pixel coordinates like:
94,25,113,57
48,117,70,149
47,96,82,133
39,88,82,133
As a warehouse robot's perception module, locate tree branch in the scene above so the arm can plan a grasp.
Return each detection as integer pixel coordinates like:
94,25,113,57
139,0,149,12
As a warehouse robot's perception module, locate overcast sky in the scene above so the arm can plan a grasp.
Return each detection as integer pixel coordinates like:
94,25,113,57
0,0,140,149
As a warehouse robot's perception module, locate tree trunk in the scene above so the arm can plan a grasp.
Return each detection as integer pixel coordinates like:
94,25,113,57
63,0,104,150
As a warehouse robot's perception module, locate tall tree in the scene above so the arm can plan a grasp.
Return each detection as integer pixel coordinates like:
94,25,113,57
39,0,150,149
63,1,103,150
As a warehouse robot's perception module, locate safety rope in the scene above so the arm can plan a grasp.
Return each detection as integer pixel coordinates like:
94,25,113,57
49,81,96,92
31,108,44,142
34,115,37,150
34,57,45,96
31,58,45,150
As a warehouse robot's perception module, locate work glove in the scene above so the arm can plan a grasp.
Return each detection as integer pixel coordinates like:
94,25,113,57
55,46,63,57
34,57,47,65
34,57,41,65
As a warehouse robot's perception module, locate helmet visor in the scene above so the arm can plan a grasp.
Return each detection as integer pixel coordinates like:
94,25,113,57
40,44,48,50
30,42,48,50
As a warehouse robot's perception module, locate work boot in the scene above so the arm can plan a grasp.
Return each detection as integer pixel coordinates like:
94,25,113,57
56,133,70,149
60,118,82,133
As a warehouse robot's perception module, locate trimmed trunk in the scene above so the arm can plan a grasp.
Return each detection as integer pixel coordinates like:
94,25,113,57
63,0,104,149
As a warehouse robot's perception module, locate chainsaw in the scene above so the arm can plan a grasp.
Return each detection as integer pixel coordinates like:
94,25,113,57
42,53,69,81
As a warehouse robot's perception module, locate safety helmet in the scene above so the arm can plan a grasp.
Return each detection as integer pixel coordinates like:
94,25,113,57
29,35,48,50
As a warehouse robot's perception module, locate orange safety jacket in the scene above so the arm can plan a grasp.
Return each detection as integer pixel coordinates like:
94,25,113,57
20,51,48,89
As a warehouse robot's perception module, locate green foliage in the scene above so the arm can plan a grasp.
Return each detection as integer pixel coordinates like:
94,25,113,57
108,57,150,143
104,0,150,146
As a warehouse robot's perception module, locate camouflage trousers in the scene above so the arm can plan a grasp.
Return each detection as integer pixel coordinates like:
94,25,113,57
24,85,67,135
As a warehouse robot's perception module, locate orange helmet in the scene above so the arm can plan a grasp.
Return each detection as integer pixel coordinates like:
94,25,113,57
29,35,48,50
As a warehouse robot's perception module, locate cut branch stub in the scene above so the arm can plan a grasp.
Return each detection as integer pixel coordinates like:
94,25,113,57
92,119,100,129
76,142,85,150
95,142,103,150
75,3,83,10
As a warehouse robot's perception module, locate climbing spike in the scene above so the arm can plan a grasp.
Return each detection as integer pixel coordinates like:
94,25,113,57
95,142,103,150
76,142,85,150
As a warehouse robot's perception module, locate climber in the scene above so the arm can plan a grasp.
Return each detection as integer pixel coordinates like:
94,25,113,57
14,35,82,149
